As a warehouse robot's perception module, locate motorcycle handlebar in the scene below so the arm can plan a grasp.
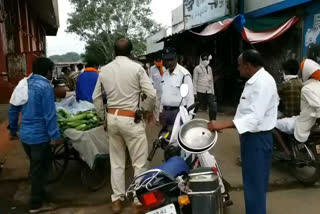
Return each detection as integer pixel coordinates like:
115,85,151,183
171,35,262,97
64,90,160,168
147,139,159,161
147,146,157,161
187,101,200,113
187,104,195,112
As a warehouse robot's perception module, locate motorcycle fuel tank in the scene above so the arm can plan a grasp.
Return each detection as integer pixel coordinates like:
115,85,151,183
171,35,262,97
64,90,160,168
188,167,223,214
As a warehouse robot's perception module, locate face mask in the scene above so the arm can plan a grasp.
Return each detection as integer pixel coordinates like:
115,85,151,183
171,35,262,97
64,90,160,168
283,72,298,81
201,60,210,67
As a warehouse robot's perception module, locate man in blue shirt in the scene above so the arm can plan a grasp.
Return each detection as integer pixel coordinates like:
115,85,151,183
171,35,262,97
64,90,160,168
76,62,99,102
9,57,61,213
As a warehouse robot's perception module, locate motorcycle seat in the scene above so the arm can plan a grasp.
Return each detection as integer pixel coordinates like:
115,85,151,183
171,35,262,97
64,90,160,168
141,156,189,183
138,157,189,192
156,156,189,178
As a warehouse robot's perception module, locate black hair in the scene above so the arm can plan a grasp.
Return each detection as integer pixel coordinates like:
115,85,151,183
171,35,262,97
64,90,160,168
114,38,133,56
61,66,69,74
241,49,264,67
77,63,84,70
154,52,162,61
200,52,209,59
282,59,299,75
85,60,97,68
32,57,54,77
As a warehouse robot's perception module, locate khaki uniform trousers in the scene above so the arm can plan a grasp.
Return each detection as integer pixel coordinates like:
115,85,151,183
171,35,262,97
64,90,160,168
154,95,161,122
107,113,149,202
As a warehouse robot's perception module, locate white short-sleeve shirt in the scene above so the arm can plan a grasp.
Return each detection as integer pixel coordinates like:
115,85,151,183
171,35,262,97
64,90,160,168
233,68,279,134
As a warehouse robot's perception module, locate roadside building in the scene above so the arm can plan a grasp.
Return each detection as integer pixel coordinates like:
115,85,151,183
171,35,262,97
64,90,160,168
145,0,320,108
0,0,59,103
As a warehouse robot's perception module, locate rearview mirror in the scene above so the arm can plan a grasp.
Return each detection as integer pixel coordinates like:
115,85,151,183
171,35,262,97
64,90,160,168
180,84,189,98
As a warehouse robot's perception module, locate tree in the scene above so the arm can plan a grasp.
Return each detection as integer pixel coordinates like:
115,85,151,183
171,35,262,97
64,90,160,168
81,39,107,65
67,0,162,64
49,52,81,62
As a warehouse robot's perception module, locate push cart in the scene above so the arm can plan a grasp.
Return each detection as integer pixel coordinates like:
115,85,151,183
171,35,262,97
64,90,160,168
48,125,110,191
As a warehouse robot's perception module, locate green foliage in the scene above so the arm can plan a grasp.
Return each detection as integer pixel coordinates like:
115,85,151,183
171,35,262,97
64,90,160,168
67,0,162,64
49,52,81,62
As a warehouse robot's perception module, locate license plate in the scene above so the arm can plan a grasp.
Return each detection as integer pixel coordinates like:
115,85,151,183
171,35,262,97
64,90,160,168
146,204,177,214
316,145,320,154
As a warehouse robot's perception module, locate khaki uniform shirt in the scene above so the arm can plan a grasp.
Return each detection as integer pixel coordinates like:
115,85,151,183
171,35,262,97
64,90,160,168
92,56,156,118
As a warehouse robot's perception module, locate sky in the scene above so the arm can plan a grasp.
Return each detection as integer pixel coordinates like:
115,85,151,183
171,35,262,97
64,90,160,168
46,0,182,56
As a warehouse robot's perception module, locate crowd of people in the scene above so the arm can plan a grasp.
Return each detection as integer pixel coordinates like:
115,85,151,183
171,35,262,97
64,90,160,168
7,37,320,214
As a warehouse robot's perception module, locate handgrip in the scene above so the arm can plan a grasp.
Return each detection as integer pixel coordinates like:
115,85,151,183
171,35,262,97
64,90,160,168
148,140,159,161
187,101,200,112
147,145,157,161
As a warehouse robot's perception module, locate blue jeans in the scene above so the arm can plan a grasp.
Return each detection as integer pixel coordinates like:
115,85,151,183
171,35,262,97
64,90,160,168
240,131,273,214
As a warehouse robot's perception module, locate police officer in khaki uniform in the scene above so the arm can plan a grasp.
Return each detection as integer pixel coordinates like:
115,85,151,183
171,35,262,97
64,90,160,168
93,38,156,214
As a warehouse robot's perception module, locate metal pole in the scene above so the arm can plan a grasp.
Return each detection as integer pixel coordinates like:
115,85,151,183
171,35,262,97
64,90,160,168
183,0,186,31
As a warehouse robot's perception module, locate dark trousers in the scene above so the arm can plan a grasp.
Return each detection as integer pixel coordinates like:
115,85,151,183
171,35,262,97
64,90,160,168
22,142,51,209
197,92,217,120
240,132,273,214
161,109,179,127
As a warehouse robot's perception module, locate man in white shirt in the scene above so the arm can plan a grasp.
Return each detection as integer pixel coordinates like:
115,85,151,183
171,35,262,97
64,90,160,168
92,38,156,214
276,59,320,141
160,47,194,128
193,52,217,120
208,50,279,214
150,54,164,122
294,59,320,142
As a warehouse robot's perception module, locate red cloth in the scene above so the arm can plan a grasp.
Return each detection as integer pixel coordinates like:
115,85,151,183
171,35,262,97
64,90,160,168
154,60,164,76
311,70,320,81
191,18,234,36
190,16,298,44
242,17,299,44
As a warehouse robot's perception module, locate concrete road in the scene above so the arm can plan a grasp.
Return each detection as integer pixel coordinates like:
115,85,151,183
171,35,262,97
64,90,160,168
1,112,320,214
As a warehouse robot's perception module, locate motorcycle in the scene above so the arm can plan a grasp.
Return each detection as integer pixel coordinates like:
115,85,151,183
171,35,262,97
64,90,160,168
126,84,232,214
273,119,320,185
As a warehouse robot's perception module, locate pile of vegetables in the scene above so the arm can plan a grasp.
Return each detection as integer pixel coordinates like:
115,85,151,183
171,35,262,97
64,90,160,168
57,109,103,131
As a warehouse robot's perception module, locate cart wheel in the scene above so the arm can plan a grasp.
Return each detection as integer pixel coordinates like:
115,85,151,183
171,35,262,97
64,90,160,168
81,158,110,192
48,142,69,184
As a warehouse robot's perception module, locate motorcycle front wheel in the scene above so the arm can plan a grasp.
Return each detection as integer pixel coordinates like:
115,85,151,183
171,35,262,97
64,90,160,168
290,143,320,186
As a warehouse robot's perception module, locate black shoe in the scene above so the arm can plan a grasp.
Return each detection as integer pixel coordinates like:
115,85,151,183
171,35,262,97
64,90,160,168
223,199,234,207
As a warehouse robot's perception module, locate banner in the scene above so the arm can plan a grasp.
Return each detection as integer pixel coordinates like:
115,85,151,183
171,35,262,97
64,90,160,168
183,0,229,30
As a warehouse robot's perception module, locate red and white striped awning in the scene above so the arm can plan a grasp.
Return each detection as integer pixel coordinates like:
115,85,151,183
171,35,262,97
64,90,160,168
241,16,299,44
190,18,235,36
160,16,298,44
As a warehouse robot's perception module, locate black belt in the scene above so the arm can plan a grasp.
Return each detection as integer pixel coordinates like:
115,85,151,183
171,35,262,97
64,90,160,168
163,106,179,111
241,130,272,136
